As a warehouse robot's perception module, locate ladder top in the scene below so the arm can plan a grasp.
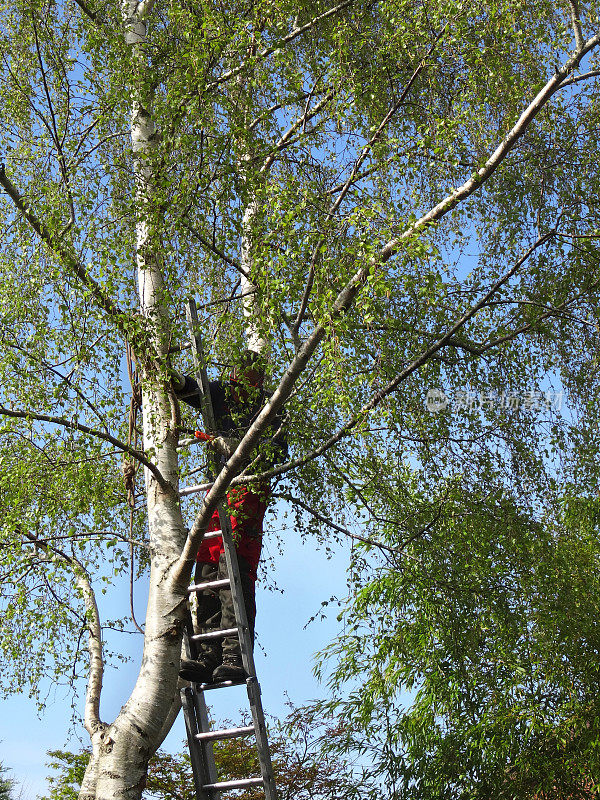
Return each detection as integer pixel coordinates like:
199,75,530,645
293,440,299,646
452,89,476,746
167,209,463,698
191,627,238,642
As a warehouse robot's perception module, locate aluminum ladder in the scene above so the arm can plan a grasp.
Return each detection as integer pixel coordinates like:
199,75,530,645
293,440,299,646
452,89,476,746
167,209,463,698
180,298,278,800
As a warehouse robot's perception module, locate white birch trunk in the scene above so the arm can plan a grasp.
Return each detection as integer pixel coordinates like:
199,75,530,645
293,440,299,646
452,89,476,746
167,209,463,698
238,64,267,357
79,6,189,799
240,198,268,355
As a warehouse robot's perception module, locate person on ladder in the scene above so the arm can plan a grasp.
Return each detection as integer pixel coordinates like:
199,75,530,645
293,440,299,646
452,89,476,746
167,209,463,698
173,350,284,684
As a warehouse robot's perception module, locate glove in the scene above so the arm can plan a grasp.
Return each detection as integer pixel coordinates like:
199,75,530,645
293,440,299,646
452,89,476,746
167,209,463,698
170,369,186,392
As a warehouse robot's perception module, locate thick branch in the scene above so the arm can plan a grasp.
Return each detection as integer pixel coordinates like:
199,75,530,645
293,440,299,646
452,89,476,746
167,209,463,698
180,233,558,499
559,69,600,88
173,35,600,578
22,530,104,735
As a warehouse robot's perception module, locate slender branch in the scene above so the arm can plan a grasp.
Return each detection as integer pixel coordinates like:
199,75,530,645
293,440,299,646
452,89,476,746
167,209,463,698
0,405,170,491
260,89,335,174
0,165,129,328
566,0,584,50
292,23,449,336
181,219,243,272
20,529,150,549
248,92,312,131
32,16,75,230
380,31,600,262
273,491,399,555
0,335,108,425
472,282,600,354
559,68,600,88
326,156,396,195
73,0,101,23
327,459,386,522
205,0,355,93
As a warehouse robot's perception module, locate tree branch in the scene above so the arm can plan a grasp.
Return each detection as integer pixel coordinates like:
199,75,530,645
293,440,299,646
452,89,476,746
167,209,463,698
205,0,355,93
21,529,105,736
181,219,243,272
0,405,171,492
73,0,102,24
179,232,558,499
292,22,449,336
173,34,600,578
273,491,400,555
566,0,584,51
380,30,600,262
260,89,335,175
559,69,600,88
0,165,129,332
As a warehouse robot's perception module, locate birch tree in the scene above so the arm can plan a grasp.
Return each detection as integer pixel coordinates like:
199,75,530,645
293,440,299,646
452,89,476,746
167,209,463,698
1,0,600,798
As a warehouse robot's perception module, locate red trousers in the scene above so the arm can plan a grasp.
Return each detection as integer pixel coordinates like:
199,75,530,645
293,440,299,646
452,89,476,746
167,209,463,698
196,485,270,581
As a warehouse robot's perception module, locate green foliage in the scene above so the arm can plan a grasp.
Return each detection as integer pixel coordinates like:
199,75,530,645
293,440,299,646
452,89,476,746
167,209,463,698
0,762,16,800
41,706,375,800
43,751,89,800
315,483,600,798
2,0,600,792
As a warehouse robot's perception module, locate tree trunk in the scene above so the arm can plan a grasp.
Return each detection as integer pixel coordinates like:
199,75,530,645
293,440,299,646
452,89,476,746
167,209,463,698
79,5,190,798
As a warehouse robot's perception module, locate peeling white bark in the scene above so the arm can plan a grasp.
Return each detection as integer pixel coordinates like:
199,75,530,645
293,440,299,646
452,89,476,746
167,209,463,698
79,5,189,799
80,568,104,739
240,200,267,355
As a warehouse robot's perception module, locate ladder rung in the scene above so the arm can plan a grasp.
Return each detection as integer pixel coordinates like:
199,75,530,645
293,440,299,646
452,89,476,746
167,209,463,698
196,677,246,690
188,578,230,593
181,483,204,497
196,724,255,742
202,530,222,540
203,778,263,791
191,627,238,641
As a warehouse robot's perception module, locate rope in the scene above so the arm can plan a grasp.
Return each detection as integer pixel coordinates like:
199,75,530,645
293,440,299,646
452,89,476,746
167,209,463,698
123,341,141,509
124,341,144,634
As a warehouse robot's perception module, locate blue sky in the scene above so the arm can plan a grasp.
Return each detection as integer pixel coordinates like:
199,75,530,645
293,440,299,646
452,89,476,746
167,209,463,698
0,508,352,799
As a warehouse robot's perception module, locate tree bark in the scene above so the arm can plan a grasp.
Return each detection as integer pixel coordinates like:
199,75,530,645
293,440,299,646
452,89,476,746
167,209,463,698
80,4,190,799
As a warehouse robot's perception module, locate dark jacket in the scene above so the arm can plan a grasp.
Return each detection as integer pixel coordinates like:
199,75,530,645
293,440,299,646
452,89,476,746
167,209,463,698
177,375,287,468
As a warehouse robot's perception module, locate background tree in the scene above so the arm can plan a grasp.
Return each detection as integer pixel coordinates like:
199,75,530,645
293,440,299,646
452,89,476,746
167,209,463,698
0,762,16,800
41,706,375,800
2,0,600,797
314,489,600,798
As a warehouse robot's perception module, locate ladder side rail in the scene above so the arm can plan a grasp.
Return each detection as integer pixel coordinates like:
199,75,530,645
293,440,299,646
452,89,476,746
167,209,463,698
246,677,279,800
194,688,221,797
219,511,279,800
183,305,278,800
217,507,257,679
182,613,221,800
181,688,218,800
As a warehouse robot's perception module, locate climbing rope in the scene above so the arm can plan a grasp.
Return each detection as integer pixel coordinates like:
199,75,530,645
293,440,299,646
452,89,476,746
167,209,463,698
123,341,142,508
124,341,144,634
